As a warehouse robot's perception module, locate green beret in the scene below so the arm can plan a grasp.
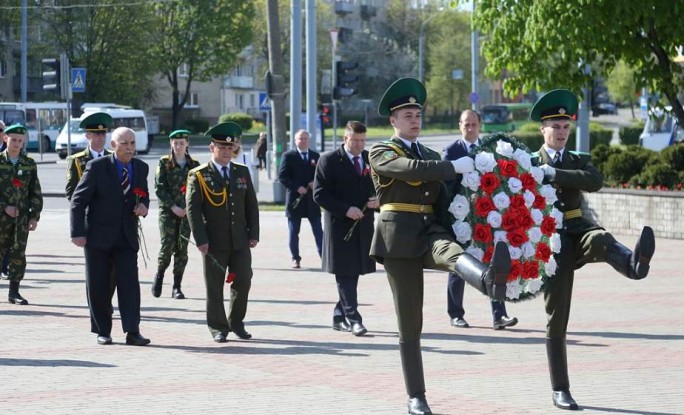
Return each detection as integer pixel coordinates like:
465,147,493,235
169,129,191,140
378,78,427,116
530,89,578,122
5,124,27,135
205,122,242,145
79,112,112,132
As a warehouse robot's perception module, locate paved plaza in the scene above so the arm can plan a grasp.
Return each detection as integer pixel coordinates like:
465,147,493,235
1,152,683,414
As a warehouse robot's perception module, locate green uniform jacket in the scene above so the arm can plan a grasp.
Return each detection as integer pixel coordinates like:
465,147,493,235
185,162,259,251
65,149,112,200
155,154,200,210
538,147,603,234
0,150,43,222
368,138,458,262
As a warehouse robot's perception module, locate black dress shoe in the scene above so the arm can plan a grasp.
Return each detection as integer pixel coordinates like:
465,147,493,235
291,259,301,269
351,322,367,336
408,393,432,415
332,320,351,332
97,335,113,345
493,316,519,330
552,390,579,410
232,327,252,340
8,292,28,305
151,273,163,298
450,317,470,328
171,287,185,299
213,333,228,343
125,332,150,346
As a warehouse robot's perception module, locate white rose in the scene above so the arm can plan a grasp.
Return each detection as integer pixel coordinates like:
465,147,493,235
474,152,497,173
509,246,522,260
506,280,521,300
551,208,564,228
550,233,561,253
507,177,523,194
496,140,514,158
528,227,542,243
531,208,544,225
453,221,472,244
544,256,558,276
530,166,544,184
540,184,558,205
492,192,511,210
522,241,536,259
494,230,508,244
487,210,502,228
523,190,536,208
461,171,481,192
465,246,484,262
513,148,532,171
526,278,543,294
448,194,470,221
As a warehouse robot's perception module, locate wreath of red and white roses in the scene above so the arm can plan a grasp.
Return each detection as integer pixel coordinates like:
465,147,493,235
449,133,563,301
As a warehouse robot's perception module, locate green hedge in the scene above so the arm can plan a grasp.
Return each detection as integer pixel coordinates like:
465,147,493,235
507,126,611,152
219,112,254,132
619,125,643,145
182,119,210,134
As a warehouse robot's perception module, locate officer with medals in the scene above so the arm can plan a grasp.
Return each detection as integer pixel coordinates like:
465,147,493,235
151,130,200,299
368,78,512,415
65,112,113,200
186,122,259,343
533,89,656,410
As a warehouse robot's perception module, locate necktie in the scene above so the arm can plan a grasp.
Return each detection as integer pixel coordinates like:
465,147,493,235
469,143,477,152
121,167,130,194
411,142,422,160
97,153,102,158
353,156,362,175
302,152,308,162
221,166,229,182
552,151,561,167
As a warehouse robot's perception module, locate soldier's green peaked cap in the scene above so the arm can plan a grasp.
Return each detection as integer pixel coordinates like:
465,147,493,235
169,129,191,140
205,122,242,145
5,124,27,135
530,89,578,122
80,112,112,132
378,77,427,116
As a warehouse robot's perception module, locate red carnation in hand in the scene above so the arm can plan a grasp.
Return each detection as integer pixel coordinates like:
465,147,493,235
12,178,23,188
522,260,540,279
180,185,187,194
474,196,496,217
225,272,236,284
133,187,148,198
520,173,536,191
497,159,519,178
541,216,556,237
480,172,500,194
506,228,529,247
473,223,493,244
508,260,523,282
535,242,552,262
532,193,547,210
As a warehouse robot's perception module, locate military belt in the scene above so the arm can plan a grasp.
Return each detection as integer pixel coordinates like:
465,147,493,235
563,208,582,220
380,203,434,214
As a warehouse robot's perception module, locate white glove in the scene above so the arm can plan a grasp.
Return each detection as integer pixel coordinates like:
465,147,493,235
540,164,556,179
451,156,474,173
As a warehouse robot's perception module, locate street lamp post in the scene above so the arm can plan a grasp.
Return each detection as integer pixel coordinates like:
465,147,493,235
418,14,438,84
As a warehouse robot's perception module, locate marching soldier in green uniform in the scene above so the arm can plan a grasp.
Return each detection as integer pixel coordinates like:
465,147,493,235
532,89,655,411
369,78,512,415
151,129,200,299
186,122,259,343
65,112,113,200
0,125,43,304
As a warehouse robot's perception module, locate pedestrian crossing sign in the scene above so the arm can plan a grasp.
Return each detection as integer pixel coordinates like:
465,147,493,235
72,68,86,93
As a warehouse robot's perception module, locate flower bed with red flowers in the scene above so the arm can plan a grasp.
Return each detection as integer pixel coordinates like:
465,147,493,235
449,133,563,301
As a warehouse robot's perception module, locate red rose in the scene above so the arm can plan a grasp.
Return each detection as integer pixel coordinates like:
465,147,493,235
474,196,496,217
541,216,556,236
509,195,526,209
480,172,500,194
497,159,519,178
535,242,552,262
522,261,540,279
517,209,535,230
506,228,529,247
520,173,536,191
501,210,520,231
180,185,187,194
482,245,494,264
225,272,236,284
508,260,523,282
532,193,547,210
11,178,23,188
473,223,493,244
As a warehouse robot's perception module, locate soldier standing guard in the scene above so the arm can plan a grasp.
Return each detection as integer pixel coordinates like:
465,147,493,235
151,130,200,299
0,125,43,304
65,112,113,200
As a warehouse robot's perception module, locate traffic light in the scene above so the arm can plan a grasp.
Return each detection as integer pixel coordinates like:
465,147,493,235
319,103,332,128
42,58,61,93
334,60,358,100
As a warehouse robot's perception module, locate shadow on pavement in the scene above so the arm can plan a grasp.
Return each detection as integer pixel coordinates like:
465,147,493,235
581,405,681,415
0,358,115,368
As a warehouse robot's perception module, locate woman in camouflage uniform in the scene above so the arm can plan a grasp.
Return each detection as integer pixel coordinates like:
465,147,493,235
151,130,200,299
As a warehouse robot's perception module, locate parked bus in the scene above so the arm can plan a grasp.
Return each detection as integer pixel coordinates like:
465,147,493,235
0,102,68,151
481,103,533,133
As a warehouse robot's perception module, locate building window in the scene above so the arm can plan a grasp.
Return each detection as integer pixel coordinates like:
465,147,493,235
178,63,189,78
186,92,199,108
0,60,7,78
249,94,255,108
234,94,244,109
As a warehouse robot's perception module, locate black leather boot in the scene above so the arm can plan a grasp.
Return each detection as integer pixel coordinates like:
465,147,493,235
151,271,164,298
399,340,432,415
454,241,511,300
171,274,185,299
605,226,654,280
546,338,578,410
8,281,28,305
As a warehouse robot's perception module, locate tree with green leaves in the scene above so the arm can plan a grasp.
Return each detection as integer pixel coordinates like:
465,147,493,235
605,60,639,118
474,1,684,127
149,0,255,129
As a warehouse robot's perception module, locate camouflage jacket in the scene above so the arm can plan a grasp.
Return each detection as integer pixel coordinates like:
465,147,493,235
65,148,112,200
0,150,43,221
155,154,200,210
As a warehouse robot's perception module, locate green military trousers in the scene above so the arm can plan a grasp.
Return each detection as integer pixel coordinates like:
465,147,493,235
156,210,191,276
0,215,31,282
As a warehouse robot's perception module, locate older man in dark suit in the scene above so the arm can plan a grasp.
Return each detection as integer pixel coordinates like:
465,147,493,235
70,127,151,346
313,121,378,336
278,129,323,268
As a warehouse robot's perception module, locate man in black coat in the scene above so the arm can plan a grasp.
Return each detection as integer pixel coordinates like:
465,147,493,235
313,121,378,336
70,127,151,346
278,129,323,268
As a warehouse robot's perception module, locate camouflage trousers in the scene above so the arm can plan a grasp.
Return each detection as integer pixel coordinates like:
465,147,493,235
156,210,191,276
0,215,31,282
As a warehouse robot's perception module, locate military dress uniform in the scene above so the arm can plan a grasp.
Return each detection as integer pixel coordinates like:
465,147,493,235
532,89,656,411
0,125,43,304
186,122,259,342
152,130,200,299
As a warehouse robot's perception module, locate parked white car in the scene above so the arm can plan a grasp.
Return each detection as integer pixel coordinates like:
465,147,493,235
639,107,684,151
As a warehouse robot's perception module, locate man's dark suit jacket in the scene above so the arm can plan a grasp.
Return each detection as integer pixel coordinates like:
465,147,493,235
442,138,472,197
70,155,150,250
278,148,321,219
